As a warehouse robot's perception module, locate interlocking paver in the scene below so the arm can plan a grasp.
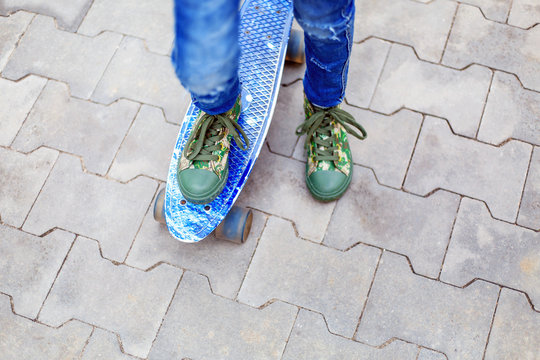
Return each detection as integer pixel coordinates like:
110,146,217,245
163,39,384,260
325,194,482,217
355,252,499,359
126,204,265,299
345,38,391,108
0,0,93,31
354,0,457,62
325,165,460,278
11,80,139,175
39,237,182,358
443,4,540,92
441,198,540,307
342,106,422,188
479,72,540,146
237,216,380,337
508,0,540,28
518,146,540,230
108,105,178,182
92,36,190,124
240,146,334,242
0,11,33,72
417,348,448,360
78,0,174,55
0,75,46,146
0,147,57,228
266,81,303,157
3,15,122,99
484,289,540,359
458,0,511,22
81,328,136,360
0,295,91,359
282,309,419,359
148,271,297,360
0,226,73,319
404,116,531,222
281,63,305,86
23,154,156,262
370,45,492,138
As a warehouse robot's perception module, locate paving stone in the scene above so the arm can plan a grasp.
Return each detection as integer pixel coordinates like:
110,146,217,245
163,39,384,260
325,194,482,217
0,0,93,31
23,154,156,262
370,45,492,138
0,295,91,359
148,271,297,360
126,203,265,299
345,38,391,108
0,226,74,319
354,0,457,62
508,0,540,28
479,72,540,146
0,147,58,228
12,80,139,175
108,105,178,182
240,146,335,242
355,252,499,359
325,165,460,278
282,309,419,359
92,36,190,124
404,116,531,222
238,216,380,337
81,328,136,360
458,0,512,22
3,15,122,99
292,107,423,189
78,0,174,55
518,147,540,230
39,237,182,358
345,106,422,188
281,63,305,86
441,198,540,307
418,348,449,360
443,4,540,92
0,75,46,146
484,289,540,359
0,11,33,72
267,82,304,157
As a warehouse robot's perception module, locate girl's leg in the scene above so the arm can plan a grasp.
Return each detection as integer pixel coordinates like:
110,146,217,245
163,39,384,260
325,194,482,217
172,0,240,115
293,0,355,108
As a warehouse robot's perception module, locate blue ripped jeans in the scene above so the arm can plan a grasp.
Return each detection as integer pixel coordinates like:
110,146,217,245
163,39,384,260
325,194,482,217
172,0,354,115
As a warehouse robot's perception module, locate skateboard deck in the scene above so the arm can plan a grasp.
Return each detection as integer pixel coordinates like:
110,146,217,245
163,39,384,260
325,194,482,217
161,0,295,242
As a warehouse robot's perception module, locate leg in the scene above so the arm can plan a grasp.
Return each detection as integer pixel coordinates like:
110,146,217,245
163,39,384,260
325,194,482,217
172,0,240,114
293,0,355,108
293,0,366,202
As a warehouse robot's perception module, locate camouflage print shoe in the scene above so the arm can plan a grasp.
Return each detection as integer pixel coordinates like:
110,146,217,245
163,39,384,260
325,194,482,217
296,96,367,202
178,96,249,204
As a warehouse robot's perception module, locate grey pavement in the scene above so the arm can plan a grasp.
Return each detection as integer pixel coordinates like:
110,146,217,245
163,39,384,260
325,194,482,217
1,0,539,359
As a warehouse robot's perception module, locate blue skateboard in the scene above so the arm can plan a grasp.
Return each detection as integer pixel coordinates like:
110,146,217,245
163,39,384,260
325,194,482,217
154,0,305,243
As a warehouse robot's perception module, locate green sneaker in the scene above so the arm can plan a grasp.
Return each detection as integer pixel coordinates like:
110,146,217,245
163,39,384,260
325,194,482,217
178,96,249,204
296,96,367,202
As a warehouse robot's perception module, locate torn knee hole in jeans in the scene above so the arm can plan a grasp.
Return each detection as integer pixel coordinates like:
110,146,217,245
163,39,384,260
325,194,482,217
299,11,352,41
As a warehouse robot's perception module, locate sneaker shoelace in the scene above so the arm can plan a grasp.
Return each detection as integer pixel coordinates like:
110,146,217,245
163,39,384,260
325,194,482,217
295,106,367,162
183,112,250,162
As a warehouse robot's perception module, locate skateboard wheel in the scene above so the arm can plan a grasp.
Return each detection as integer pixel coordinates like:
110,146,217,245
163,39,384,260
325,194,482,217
286,29,305,64
214,206,253,244
153,188,166,225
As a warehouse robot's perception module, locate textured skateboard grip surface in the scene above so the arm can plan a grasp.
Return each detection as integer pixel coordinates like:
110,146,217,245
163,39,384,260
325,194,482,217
165,0,294,242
